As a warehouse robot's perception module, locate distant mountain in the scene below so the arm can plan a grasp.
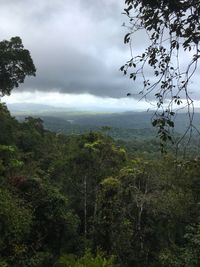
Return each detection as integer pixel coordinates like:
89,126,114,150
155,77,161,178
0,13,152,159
7,103,75,114
7,103,200,138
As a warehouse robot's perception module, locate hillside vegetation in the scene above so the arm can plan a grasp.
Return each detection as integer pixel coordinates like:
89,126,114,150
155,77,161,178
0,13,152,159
1,102,200,267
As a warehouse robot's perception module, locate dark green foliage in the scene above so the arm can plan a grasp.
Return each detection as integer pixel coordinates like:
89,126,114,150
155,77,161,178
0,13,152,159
94,157,200,266
0,103,79,266
54,250,117,267
1,101,200,266
0,37,36,96
0,103,19,145
0,188,32,262
0,103,126,266
16,178,79,256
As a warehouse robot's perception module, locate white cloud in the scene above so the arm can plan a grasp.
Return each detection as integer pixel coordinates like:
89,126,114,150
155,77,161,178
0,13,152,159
2,91,150,112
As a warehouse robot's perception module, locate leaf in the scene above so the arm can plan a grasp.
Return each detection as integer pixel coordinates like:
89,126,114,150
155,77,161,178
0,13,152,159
124,33,131,44
152,119,158,127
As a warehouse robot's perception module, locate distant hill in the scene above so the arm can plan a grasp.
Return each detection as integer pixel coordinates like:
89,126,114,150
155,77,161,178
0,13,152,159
7,103,200,140
7,103,75,114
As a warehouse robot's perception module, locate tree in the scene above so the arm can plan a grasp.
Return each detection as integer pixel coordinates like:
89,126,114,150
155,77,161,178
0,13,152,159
62,132,126,244
0,188,32,266
122,0,200,146
55,250,117,267
0,37,36,96
0,103,19,145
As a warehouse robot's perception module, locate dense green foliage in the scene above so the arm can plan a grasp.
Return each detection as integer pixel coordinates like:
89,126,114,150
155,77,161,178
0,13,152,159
54,251,117,267
1,102,200,266
0,37,36,96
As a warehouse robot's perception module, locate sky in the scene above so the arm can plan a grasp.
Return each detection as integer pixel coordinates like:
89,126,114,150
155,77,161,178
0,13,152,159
1,0,200,112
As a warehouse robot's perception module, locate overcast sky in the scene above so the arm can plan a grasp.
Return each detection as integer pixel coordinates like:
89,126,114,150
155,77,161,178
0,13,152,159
1,0,200,111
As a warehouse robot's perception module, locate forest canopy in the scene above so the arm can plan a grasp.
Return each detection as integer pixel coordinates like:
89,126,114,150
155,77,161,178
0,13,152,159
0,3,200,265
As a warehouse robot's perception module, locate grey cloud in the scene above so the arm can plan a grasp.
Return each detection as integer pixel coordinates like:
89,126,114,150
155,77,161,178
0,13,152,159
0,0,134,98
4,0,194,100
21,44,132,97
2,0,199,102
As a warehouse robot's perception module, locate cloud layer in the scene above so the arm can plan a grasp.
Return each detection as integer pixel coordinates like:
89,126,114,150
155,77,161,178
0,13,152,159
1,0,200,104
0,0,137,98
3,91,151,112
